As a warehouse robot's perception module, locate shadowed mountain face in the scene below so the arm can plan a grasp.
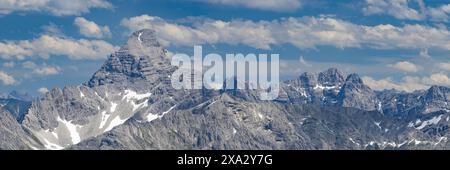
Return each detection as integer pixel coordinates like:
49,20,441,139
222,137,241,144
0,91,32,123
2,29,450,150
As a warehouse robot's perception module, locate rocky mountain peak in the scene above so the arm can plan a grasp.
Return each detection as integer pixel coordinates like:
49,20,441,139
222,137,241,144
87,29,172,87
418,85,450,113
318,68,345,86
337,73,379,111
425,86,449,100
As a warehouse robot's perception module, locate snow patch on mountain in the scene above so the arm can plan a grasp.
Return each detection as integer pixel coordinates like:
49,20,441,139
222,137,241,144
122,90,152,101
122,90,152,111
79,89,85,99
110,102,117,112
57,116,82,144
104,115,129,132
145,105,176,122
99,111,110,129
348,137,360,146
42,138,64,150
145,113,158,122
374,121,382,129
415,115,443,130
44,129,59,139
313,84,337,90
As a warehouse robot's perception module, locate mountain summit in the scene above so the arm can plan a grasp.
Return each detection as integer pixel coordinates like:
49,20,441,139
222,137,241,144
318,68,345,86
337,73,380,111
21,29,179,149
88,29,173,87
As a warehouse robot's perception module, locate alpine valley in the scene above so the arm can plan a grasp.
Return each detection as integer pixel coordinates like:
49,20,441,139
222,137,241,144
1,29,450,150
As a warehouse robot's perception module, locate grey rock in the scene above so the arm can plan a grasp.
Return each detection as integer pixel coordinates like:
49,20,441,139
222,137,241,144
0,108,38,150
2,29,450,150
318,68,345,86
337,73,380,111
377,86,450,116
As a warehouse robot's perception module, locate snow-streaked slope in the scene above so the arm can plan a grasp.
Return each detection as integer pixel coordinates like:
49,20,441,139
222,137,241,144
56,116,82,144
29,87,166,150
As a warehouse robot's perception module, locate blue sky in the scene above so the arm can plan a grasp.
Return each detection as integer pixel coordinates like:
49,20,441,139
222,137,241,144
0,0,449,96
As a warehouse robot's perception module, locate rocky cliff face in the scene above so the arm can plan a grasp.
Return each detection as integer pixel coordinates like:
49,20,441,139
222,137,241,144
2,29,450,150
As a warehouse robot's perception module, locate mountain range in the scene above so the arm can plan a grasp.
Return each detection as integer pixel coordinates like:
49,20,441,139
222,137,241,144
1,29,449,150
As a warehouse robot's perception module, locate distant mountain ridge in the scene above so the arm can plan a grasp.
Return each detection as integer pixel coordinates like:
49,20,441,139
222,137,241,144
1,29,450,150
282,68,450,116
0,91,32,122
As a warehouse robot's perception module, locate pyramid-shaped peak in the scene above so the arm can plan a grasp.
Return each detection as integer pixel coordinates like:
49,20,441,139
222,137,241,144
87,29,171,87
318,68,345,85
425,85,449,99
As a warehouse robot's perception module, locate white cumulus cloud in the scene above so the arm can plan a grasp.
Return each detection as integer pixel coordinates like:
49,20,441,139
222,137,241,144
21,61,60,76
37,87,49,94
22,61,37,69
388,61,419,72
33,66,60,76
0,70,17,85
121,15,450,51
0,35,117,60
363,73,450,92
0,42,33,60
363,0,424,20
74,17,111,38
41,23,64,36
363,0,450,22
3,61,15,68
428,4,450,22
437,62,450,71
0,0,113,16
